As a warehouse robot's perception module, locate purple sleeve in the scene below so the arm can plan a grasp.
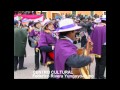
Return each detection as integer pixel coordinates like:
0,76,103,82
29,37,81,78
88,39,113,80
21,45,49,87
66,54,92,68
29,30,35,37
38,32,48,47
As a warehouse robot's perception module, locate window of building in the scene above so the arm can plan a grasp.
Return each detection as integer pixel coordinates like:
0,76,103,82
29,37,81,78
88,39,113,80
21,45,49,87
42,12,46,18
104,11,106,15
91,11,94,16
103,11,106,15
72,11,76,15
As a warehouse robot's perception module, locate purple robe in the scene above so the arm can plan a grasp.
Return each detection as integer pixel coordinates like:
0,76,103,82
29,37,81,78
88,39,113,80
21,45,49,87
90,24,106,55
54,39,77,72
54,22,58,29
38,31,57,65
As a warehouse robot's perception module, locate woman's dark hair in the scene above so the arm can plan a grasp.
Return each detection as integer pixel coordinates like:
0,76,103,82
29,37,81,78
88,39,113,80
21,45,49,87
28,21,34,26
44,24,49,30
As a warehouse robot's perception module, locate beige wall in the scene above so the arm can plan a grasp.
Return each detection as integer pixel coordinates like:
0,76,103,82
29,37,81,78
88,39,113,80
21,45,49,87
77,11,91,15
42,11,104,19
94,11,103,16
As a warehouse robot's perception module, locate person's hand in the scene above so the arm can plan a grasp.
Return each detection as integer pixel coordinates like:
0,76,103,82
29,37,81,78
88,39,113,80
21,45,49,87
36,48,39,52
24,51,27,57
24,53,26,57
76,37,79,41
34,41,37,45
87,37,93,47
52,46,55,50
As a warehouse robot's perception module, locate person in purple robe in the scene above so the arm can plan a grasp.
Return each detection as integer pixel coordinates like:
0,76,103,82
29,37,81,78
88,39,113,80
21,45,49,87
28,21,42,70
90,17,106,79
36,19,58,79
54,18,94,79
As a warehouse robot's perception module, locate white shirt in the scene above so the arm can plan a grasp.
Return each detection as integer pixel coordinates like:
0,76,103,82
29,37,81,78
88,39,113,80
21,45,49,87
103,42,106,45
64,36,74,43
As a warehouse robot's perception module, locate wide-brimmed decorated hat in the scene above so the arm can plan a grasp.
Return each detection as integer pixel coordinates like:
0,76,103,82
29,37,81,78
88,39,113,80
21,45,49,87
74,18,80,22
94,18,101,23
33,20,42,27
42,19,53,29
56,18,82,32
101,15,106,21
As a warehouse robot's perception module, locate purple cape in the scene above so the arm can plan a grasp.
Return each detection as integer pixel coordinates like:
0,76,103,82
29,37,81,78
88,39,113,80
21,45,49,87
29,29,40,37
38,31,57,65
54,39,77,72
90,25,106,55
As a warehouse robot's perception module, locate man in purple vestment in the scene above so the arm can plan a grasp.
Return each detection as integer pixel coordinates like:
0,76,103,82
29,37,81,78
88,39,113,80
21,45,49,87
90,17,106,79
54,18,94,79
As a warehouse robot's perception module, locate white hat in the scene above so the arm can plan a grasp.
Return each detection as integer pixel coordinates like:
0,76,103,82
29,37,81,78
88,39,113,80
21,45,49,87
56,18,82,32
42,19,53,29
101,15,106,21
94,18,101,23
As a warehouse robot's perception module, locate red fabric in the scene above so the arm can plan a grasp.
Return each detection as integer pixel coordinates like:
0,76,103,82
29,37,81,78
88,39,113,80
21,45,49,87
48,52,54,60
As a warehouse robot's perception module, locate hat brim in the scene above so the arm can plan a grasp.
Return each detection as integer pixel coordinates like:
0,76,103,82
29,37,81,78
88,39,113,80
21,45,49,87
42,21,53,29
94,21,101,23
94,20,101,23
101,18,106,21
55,25,82,32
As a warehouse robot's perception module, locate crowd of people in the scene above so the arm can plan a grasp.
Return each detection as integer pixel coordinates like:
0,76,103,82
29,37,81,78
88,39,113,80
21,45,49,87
14,11,101,20
14,12,106,79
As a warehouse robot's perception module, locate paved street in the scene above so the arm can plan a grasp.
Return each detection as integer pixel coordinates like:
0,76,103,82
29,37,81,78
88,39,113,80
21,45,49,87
14,41,106,79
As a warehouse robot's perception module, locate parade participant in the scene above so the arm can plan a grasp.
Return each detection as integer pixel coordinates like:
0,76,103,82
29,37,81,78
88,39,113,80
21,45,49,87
37,19,57,79
54,18,94,79
28,21,34,33
53,19,59,30
75,18,80,25
28,21,43,70
86,18,93,35
79,17,88,47
74,18,81,44
90,17,106,79
14,20,27,71
20,19,29,33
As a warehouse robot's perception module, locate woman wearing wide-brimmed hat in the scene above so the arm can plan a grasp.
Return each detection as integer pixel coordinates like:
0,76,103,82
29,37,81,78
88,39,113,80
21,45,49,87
37,19,58,79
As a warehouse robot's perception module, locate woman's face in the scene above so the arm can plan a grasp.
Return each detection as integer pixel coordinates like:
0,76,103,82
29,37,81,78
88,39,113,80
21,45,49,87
36,23,41,28
69,30,76,41
47,23,55,31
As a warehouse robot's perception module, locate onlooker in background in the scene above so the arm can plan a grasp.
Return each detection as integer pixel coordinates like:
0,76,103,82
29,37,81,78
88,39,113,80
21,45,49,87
14,20,28,71
86,18,93,35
